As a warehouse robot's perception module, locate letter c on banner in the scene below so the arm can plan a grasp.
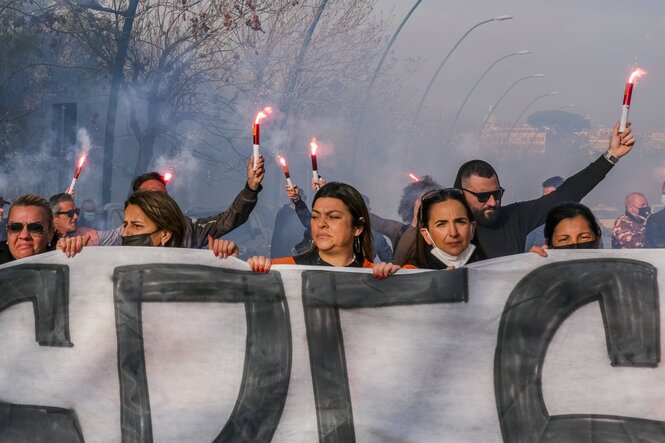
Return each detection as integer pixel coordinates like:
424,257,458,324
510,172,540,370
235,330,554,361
495,258,664,442
113,264,291,443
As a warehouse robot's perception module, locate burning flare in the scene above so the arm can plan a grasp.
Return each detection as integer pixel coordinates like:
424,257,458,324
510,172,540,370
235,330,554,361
163,172,173,183
77,154,87,169
310,138,319,155
255,107,274,125
277,155,293,188
408,173,420,183
628,68,647,84
619,67,646,132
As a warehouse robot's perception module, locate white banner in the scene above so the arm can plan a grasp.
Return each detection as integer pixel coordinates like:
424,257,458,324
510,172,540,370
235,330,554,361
0,248,664,442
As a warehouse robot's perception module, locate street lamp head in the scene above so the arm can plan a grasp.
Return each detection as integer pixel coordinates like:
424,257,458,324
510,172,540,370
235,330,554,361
494,15,513,21
533,73,545,78
549,91,560,96
516,50,531,55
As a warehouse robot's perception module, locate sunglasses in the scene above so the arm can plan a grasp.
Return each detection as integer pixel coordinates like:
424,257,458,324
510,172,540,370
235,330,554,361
55,208,80,218
462,187,504,203
7,222,46,236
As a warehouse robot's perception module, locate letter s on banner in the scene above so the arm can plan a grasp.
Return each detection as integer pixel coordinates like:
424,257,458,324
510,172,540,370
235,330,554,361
495,258,664,442
113,264,291,443
0,264,83,443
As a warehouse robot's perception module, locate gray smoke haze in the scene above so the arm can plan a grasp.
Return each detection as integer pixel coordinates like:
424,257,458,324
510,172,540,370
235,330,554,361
1,0,664,233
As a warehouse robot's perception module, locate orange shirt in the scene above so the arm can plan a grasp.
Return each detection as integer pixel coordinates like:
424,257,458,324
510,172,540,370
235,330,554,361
272,255,374,268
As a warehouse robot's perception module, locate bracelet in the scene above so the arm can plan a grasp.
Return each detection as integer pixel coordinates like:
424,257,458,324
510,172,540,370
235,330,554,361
603,151,619,165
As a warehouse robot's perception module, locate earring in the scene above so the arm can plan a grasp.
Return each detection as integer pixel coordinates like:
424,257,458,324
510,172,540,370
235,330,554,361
354,235,361,254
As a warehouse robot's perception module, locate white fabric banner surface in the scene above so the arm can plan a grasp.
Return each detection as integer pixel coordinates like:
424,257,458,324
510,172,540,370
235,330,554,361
0,247,663,442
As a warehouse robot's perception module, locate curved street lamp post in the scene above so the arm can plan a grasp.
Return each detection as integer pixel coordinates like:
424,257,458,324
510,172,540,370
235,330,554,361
478,73,545,136
414,15,513,119
446,49,530,145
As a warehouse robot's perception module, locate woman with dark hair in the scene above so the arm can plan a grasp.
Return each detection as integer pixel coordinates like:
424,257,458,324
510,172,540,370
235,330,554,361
544,202,602,249
408,188,485,269
245,182,401,278
57,190,190,256
122,191,188,247
530,202,602,256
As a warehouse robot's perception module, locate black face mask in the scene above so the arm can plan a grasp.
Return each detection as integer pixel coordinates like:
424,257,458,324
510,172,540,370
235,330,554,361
121,232,156,247
638,206,651,218
551,240,597,250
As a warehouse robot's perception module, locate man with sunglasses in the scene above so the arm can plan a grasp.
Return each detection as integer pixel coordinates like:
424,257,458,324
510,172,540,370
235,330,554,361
49,193,97,243
453,122,635,258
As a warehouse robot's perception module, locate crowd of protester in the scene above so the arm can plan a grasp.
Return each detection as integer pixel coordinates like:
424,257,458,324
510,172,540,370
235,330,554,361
2,120,664,274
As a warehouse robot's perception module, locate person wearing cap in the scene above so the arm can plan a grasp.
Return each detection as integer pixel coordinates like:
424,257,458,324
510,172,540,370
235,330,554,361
453,121,635,258
523,176,564,251
0,195,9,242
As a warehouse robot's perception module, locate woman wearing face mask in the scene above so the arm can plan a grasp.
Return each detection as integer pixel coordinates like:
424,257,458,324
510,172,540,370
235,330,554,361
245,182,401,279
408,188,485,269
545,202,602,249
121,191,187,247
530,202,601,256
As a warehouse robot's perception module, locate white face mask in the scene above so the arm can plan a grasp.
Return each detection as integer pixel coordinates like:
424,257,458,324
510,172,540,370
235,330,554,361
424,229,476,268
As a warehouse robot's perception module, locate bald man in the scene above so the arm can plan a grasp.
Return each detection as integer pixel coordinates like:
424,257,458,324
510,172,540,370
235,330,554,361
611,192,650,248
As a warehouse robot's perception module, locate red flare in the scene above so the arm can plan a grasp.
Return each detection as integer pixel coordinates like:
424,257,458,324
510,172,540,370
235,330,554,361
277,155,290,177
408,173,420,183
163,172,173,183
73,154,87,179
254,106,273,125
310,138,319,171
628,68,646,84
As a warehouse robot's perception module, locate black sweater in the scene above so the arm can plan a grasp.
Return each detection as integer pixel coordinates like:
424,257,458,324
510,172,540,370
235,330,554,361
477,154,614,258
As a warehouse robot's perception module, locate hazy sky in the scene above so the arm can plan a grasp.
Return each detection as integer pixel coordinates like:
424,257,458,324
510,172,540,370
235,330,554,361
373,0,665,133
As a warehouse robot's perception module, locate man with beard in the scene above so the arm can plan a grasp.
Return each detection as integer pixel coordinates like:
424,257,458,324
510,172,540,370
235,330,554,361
452,122,635,258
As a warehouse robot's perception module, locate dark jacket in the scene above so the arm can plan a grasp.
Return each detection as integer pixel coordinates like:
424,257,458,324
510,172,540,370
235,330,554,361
185,183,261,248
273,248,373,268
646,208,665,248
0,240,56,265
0,241,13,265
100,183,261,248
461,155,614,258
270,204,306,257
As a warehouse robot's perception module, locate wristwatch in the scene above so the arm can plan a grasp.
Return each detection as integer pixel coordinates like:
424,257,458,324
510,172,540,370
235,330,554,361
603,151,619,165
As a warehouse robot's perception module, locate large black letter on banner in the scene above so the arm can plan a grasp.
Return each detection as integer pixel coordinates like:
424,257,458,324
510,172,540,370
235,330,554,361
0,264,82,443
495,258,664,442
113,264,291,443
302,269,468,443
